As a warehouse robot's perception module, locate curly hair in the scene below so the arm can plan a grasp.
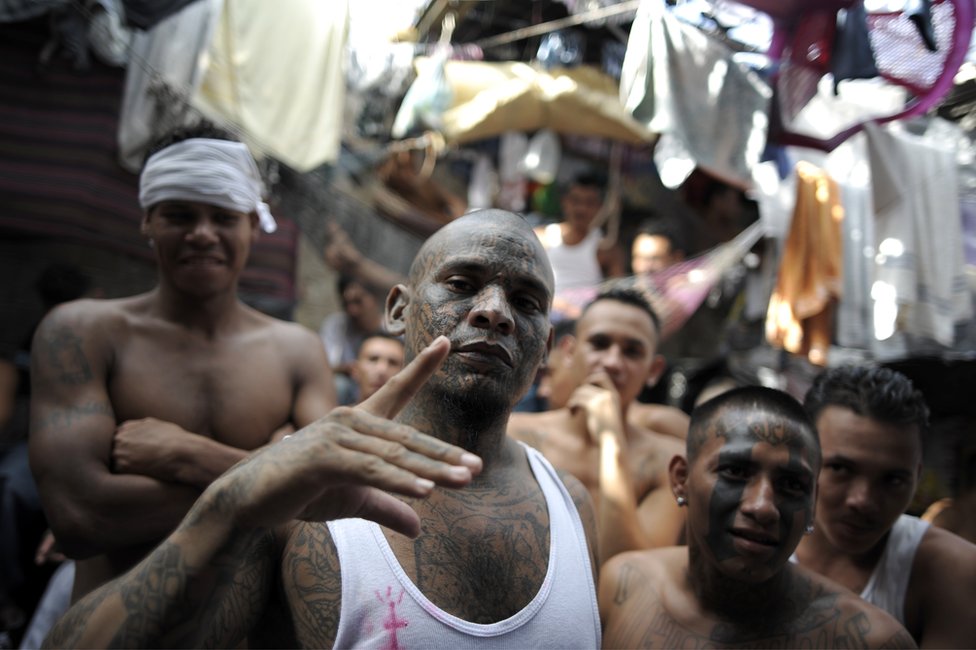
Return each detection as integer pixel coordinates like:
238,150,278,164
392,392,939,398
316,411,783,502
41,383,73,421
803,365,930,435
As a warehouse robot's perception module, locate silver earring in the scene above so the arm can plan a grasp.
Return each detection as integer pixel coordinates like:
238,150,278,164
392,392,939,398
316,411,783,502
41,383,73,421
804,523,815,535
676,496,687,507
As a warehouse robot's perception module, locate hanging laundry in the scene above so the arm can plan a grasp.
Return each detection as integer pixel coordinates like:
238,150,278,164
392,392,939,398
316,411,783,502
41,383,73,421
906,0,938,52
864,120,972,347
619,0,770,189
765,162,844,366
830,3,879,94
118,0,348,174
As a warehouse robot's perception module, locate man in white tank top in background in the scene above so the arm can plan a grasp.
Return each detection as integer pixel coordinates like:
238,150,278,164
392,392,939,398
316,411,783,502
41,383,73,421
795,365,976,648
535,173,625,319
44,209,602,649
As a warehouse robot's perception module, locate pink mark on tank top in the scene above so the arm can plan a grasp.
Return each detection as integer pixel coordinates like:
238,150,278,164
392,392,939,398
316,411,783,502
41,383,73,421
375,585,408,650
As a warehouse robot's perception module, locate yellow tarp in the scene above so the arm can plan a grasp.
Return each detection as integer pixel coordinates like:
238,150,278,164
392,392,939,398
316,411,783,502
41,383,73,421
417,59,655,144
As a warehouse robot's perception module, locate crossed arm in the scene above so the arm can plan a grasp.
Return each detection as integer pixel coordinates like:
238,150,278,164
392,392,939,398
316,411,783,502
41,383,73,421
29,306,335,558
29,308,201,557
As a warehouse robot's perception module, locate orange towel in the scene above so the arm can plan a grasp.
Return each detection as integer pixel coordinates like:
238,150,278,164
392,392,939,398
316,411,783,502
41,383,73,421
766,162,844,365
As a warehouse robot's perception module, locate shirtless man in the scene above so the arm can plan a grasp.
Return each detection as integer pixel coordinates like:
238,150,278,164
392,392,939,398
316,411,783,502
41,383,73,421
509,287,685,564
536,316,689,441
44,209,601,649
600,386,916,649
796,365,976,648
28,125,337,601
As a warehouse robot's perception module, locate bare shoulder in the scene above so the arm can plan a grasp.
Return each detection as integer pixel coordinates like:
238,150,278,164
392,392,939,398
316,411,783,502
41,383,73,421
629,403,689,440
506,409,566,448
790,564,917,649
251,311,321,347
35,296,138,340
605,546,680,576
908,524,976,644
601,547,679,599
246,311,327,364
914,523,976,581
630,426,683,476
31,296,148,378
599,548,682,637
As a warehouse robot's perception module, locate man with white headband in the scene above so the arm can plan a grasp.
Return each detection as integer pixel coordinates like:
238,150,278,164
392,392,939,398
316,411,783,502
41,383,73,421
28,124,337,604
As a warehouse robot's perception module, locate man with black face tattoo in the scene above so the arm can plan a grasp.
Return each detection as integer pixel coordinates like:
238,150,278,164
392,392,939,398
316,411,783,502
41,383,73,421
599,386,916,649
44,210,601,649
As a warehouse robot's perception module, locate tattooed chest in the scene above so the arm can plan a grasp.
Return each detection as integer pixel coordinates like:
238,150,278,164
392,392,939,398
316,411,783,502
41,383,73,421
391,510,551,623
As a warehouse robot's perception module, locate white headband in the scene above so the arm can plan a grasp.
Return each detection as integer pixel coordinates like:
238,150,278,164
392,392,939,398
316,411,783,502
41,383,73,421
139,138,277,233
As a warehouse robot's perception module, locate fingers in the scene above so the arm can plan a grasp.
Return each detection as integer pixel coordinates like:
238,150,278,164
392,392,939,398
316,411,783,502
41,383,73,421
583,370,615,391
359,336,451,419
326,415,479,485
355,490,423,538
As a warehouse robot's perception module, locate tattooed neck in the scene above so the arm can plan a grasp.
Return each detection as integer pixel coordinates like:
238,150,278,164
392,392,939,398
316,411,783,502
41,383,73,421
399,390,512,460
688,543,793,623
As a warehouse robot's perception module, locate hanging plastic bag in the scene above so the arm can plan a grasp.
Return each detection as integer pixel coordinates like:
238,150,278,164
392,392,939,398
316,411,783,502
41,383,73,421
519,129,561,185
391,45,453,139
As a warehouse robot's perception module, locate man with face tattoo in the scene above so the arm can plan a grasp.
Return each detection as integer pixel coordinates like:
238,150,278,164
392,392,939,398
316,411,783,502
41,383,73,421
43,210,602,649
599,386,916,649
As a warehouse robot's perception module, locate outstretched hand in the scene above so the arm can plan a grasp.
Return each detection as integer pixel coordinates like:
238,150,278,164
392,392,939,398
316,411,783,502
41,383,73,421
210,336,482,538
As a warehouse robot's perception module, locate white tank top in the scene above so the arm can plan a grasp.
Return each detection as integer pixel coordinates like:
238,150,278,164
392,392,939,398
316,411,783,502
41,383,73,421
541,224,603,295
328,443,601,649
859,514,929,624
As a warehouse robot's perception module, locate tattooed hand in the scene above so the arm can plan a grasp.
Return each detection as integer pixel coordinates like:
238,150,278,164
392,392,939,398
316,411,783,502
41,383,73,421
207,336,483,538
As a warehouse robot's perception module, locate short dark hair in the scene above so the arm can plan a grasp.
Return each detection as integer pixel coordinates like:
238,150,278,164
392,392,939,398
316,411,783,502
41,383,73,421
635,218,687,254
356,331,404,356
804,365,930,435
688,385,820,462
567,172,606,194
143,122,239,167
338,273,365,296
580,286,661,336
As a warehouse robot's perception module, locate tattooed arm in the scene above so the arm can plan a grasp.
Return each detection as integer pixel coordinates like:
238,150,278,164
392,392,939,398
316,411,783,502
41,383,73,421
28,302,199,558
557,469,599,585
43,335,482,649
43,495,279,649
